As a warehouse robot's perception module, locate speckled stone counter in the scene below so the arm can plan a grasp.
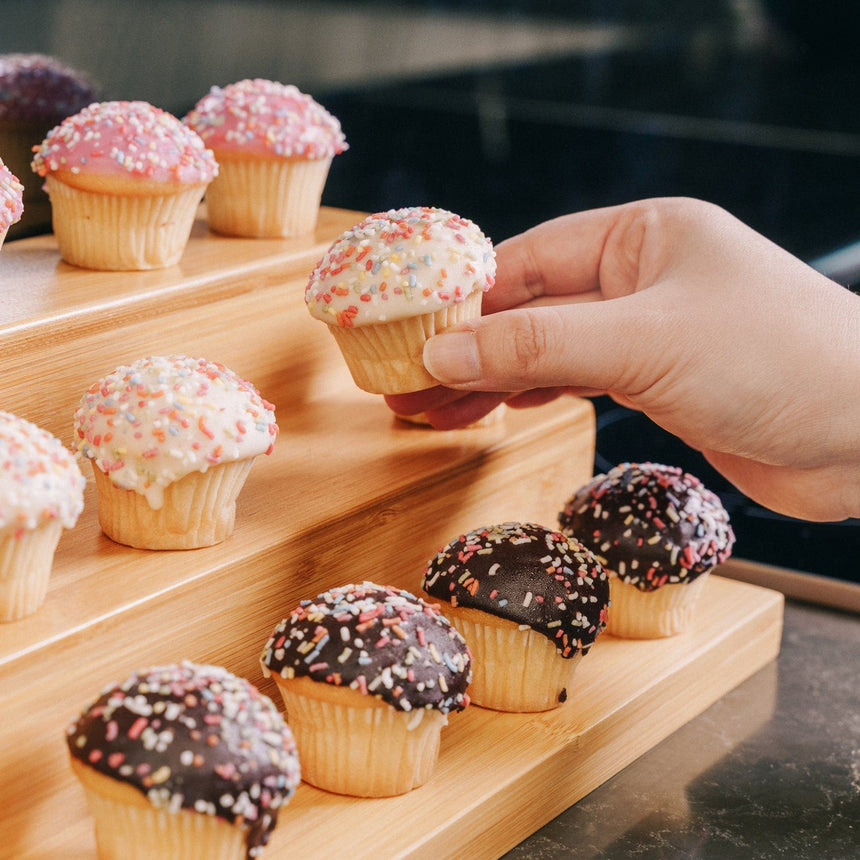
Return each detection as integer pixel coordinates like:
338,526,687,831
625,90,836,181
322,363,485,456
505,598,860,859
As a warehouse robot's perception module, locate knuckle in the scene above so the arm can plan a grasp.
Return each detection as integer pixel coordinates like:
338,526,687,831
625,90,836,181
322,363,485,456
509,310,549,377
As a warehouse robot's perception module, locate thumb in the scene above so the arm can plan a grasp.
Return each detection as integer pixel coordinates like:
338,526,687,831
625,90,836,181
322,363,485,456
423,296,660,393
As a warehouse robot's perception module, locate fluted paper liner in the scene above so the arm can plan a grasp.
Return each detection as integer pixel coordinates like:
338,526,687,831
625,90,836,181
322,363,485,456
442,603,583,712
329,290,485,394
45,176,205,270
91,459,254,550
272,675,447,797
605,571,710,638
0,520,64,621
205,157,332,238
70,759,247,860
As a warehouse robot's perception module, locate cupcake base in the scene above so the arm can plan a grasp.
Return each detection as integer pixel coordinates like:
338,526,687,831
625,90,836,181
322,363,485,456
70,759,247,860
91,459,254,550
605,571,710,639
204,156,332,238
271,674,447,797
0,520,64,621
45,175,205,270
441,603,583,712
328,290,484,395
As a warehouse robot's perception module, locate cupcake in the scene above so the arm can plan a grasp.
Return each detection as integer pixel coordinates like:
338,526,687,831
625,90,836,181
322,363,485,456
0,52,96,237
66,661,300,860
183,79,347,238
260,582,471,797
0,157,24,249
0,411,85,621
305,206,496,394
73,355,277,550
31,100,218,269
422,522,609,712
558,462,735,639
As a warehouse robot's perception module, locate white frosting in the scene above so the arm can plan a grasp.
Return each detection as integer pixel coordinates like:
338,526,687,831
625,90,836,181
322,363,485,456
0,411,85,536
305,206,495,327
74,356,278,509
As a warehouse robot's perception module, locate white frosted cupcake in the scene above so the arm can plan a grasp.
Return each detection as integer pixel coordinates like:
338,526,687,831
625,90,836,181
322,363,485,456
1,411,85,621
31,100,217,269
184,78,347,238
305,206,496,394
74,355,277,550
0,157,24,250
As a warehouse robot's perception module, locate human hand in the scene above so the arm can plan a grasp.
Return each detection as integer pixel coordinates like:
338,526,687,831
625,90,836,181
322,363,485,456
385,198,860,521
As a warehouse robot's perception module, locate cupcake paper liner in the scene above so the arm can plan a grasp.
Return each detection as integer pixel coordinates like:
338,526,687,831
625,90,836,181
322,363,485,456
45,176,205,270
272,675,447,797
0,520,64,621
91,459,254,550
605,571,710,639
442,603,584,712
204,156,332,238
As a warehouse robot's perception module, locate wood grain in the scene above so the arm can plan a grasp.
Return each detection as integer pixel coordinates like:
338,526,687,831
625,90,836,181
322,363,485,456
0,213,783,859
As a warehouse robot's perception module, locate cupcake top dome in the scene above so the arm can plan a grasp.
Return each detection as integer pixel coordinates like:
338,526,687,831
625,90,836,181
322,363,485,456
558,462,735,591
1,411,85,537
422,522,610,658
66,661,300,857
0,53,96,123
305,206,496,327
183,78,347,160
0,159,24,230
260,581,472,715
31,100,218,190
73,355,278,509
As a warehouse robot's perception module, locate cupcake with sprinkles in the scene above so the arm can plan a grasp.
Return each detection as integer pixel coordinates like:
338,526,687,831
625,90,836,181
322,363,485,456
0,52,97,237
31,99,217,269
183,78,347,238
422,522,609,712
305,206,496,394
66,661,300,860
260,581,471,797
558,462,735,639
74,355,277,550
1,411,85,621
0,157,24,250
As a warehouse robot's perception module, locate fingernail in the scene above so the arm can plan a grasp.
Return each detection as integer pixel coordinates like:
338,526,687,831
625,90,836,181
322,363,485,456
423,330,481,384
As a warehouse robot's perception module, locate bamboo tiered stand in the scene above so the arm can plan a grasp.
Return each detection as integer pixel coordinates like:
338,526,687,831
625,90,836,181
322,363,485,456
0,209,784,859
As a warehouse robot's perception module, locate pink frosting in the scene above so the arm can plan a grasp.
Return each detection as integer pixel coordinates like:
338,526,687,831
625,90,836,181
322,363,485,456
183,79,347,160
31,100,218,186
0,53,96,122
0,159,23,229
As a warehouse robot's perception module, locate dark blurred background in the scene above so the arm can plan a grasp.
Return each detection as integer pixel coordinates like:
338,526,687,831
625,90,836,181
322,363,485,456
3,1,858,585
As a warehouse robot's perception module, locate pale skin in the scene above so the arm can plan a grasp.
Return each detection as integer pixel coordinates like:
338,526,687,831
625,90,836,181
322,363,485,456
385,197,860,522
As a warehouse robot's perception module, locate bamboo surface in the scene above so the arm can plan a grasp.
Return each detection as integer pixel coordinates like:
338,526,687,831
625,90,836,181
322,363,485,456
0,211,784,859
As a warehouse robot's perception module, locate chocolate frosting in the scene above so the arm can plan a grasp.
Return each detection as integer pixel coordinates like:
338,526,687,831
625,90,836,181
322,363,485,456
422,522,609,657
66,661,300,859
260,582,472,714
558,462,735,592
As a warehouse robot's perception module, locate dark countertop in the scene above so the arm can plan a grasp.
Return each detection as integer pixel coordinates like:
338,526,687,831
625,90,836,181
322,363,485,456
2,4,858,856
504,596,860,859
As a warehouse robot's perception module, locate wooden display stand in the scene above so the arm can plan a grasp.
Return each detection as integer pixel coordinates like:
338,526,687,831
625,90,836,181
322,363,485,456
0,211,784,859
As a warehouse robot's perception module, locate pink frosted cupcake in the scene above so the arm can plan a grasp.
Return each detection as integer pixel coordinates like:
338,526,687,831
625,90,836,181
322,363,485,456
0,157,24,250
31,100,218,269
183,79,347,238
1,411,85,621
74,355,277,550
0,53,97,236
305,206,496,394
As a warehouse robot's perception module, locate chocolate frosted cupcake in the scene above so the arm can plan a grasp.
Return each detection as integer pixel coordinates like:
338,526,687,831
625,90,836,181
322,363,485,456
261,581,471,797
422,522,609,712
66,661,300,860
559,462,735,639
